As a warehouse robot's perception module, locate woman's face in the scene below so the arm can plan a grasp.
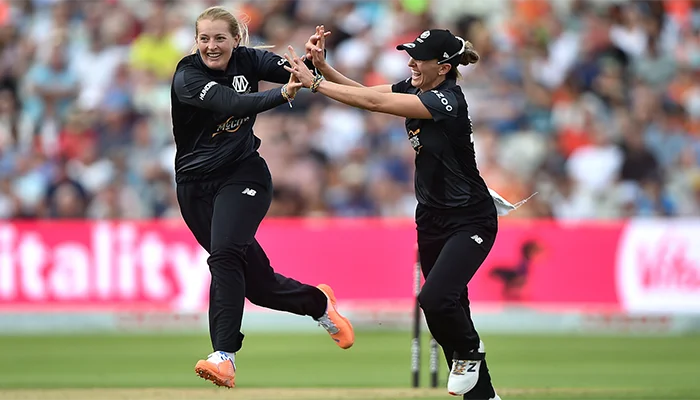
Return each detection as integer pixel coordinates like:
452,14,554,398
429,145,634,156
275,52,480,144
196,19,240,71
407,57,447,91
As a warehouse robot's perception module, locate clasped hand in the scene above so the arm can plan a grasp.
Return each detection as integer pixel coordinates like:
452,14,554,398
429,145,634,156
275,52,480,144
284,46,316,89
285,25,330,91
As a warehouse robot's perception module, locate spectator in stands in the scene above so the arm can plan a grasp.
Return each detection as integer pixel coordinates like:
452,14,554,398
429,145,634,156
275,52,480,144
0,0,696,220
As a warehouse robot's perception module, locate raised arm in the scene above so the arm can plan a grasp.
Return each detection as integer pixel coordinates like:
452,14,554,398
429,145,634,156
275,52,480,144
285,45,461,121
173,63,299,117
306,25,391,93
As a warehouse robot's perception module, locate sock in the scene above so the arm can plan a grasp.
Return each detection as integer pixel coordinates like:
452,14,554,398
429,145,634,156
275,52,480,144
208,350,235,365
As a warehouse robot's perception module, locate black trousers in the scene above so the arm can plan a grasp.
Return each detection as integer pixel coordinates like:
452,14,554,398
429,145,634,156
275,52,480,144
416,198,498,399
176,154,327,353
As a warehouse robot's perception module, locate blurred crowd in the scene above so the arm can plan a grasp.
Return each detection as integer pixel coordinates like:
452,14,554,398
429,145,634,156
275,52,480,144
0,0,699,220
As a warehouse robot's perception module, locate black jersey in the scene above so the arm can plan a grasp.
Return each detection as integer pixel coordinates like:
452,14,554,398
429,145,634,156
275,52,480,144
392,78,491,209
170,47,292,182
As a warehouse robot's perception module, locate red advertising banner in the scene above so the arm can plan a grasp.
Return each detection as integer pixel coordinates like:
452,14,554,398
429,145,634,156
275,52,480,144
0,219,698,313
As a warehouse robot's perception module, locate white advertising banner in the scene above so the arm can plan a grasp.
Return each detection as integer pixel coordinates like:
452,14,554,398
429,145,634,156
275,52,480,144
616,219,700,314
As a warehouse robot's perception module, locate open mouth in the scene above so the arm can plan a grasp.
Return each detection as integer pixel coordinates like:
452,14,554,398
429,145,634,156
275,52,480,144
207,52,222,61
411,70,421,79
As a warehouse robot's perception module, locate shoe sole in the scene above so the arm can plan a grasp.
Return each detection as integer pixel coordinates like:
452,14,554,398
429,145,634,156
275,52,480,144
318,284,354,349
194,361,235,388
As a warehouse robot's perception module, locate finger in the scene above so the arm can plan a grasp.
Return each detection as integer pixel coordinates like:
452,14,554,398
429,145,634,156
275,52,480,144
287,45,299,61
319,27,326,50
283,52,296,65
288,81,302,89
283,65,294,73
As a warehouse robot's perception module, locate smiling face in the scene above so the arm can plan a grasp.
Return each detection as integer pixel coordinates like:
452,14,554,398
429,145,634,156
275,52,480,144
407,57,451,92
195,18,240,71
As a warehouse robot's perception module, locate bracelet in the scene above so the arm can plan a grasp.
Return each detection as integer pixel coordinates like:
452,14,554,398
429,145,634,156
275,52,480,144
310,73,324,93
281,84,294,108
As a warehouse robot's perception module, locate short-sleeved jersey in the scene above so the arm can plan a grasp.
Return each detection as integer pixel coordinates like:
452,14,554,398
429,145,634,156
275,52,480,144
170,47,292,182
391,78,491,209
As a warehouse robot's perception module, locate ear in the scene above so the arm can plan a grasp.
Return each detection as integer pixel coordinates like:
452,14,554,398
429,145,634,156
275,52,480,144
438,63,452,76
233,34,241,48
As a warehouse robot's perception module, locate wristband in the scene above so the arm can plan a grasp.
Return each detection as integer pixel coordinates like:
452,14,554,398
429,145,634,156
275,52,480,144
310,73,324,93
281,84,294,108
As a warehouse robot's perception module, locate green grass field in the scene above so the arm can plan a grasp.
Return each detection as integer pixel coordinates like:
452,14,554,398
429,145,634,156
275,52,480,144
0,331,698,400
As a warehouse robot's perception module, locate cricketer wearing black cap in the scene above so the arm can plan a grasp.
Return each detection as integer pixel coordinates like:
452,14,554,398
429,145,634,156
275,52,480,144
286,27,503,400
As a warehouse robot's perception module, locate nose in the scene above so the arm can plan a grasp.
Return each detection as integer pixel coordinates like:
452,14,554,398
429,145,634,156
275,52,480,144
407,57,416,67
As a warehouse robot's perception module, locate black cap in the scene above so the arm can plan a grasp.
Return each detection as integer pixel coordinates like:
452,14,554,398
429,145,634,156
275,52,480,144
396,29,465,65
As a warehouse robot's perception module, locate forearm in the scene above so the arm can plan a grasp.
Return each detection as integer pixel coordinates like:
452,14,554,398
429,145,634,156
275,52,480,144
318,64,364,88
315,80,380,111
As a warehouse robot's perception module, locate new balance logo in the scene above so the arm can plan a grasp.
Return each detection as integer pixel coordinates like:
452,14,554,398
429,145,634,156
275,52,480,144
471,235,483,245
242,188,257,197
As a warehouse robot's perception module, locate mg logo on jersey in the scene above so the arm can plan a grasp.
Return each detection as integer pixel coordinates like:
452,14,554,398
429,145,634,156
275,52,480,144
231,75,249,93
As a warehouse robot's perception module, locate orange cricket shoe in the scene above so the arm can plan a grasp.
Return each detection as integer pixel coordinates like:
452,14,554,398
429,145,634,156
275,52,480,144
316,284,354,349
194,351,236,388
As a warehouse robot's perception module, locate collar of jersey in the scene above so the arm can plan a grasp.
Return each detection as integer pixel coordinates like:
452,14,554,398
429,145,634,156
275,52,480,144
417,78,456,94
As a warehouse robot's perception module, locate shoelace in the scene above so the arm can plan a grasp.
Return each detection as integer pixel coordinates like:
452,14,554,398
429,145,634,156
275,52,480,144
451,360,468,375
317,313,339,334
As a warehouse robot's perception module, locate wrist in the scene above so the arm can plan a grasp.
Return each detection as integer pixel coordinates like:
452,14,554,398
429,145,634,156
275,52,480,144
316,62,330,75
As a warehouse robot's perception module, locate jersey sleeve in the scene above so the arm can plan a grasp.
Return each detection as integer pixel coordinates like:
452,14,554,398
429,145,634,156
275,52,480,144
172,63,286,117
417,89,459,122
253,48,320,84
391,78,413,93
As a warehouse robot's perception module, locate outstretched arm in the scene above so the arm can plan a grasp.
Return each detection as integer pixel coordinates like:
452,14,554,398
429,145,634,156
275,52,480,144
315,79,431,119
173,64,301,117
284,46,431,119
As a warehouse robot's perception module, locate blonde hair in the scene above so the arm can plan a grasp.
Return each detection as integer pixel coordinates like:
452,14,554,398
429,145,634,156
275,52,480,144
191,6,256,53
450,39,480,80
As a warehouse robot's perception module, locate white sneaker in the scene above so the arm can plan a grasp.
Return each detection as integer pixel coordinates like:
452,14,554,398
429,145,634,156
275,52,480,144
491,394,502,400
447,340,486,396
